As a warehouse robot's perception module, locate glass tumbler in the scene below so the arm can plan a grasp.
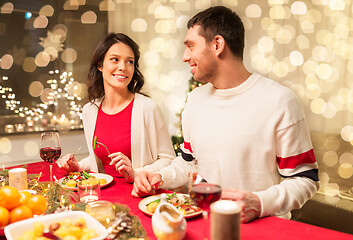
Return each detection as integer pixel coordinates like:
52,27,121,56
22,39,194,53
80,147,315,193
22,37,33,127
78,179,100,202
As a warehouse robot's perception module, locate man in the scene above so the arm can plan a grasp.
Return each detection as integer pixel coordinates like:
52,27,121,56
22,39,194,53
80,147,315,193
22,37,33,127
132,6,319,223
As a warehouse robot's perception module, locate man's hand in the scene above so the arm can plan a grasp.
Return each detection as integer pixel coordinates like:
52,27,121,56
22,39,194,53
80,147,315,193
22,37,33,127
221,189,261,223
131,171,163,197
56,153,80,173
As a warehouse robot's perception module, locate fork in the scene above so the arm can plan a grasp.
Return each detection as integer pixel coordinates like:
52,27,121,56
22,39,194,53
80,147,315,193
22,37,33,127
96,141,130,176
96,141,111,155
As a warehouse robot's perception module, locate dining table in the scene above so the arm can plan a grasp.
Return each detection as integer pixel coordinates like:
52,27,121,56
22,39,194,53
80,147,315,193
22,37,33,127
1,161,353,240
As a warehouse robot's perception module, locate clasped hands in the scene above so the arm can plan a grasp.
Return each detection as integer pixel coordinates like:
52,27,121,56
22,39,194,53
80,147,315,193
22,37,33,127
132,171,262,223
57,152,134,183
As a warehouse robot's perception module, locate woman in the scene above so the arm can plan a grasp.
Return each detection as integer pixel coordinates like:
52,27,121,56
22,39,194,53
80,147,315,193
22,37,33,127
57,33,175,183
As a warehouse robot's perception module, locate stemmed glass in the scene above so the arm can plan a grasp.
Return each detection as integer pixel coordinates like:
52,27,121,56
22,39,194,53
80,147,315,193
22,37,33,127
188,160,222,240
39,132,61,182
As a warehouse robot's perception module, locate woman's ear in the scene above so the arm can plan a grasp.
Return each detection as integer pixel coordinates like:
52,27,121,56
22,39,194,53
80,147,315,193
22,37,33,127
214,35,225,56
97,63,102,72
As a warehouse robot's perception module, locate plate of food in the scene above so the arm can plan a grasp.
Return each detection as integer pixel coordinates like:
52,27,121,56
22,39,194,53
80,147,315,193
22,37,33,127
58,171,113,190
138,192,202,219
5,211,108,240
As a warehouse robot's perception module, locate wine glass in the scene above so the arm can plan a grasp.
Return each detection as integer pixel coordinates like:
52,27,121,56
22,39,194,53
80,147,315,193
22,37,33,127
188,160,222,240
40,132,61,182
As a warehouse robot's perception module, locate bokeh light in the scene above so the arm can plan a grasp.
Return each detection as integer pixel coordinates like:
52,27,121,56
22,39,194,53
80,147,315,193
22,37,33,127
150,37,167,52
338,163,353,179
154,6,175,19
131,18,147,32
155,20,176,34
322,102,337,119
161,40,179,58
323,151,338,167
257,36,274,53
176,15,189,29
39,5,54,17
291,1,307,15
40,88,56,104
63,0,79,10
311,98,325,114
157,74,174,92
0,138,12,154
143,51,160,67
23,57,37,72
61,48,77,63
35,51,50,67
245,4,261,18
29,81,44,97
316,63,332,80
1,2,14,14
33,16,49,28
341,125,353,142
24,141,39,157
0,54,13,69
296,35,310,49
25,12,32,19
289,51,304,66
195,0,211,10
81,11,97,24
99,0,115,11
273,61,289,78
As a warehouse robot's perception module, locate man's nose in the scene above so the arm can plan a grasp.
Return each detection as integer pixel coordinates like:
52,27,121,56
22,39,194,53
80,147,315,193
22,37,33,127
182,49,190,62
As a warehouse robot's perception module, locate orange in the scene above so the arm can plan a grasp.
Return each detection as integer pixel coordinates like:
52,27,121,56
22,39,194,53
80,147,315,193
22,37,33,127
0,206,9,227
9,205,33,223
27,195,47,215
19,191,33,206
0,186,20,210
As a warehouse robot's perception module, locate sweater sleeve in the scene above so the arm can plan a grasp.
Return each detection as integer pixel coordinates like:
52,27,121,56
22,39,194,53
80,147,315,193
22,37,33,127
157,99,195,188
78,102,101,172
254,118,319,218
133,99,176,175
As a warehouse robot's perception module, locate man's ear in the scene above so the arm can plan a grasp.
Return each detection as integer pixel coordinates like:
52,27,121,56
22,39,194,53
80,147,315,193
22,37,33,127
214,35,225,56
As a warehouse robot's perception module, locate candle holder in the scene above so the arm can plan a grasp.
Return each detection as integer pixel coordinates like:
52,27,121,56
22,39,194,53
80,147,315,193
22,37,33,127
9,168,28,191
78,180,100,202
210,200,241,240
85,200,114,227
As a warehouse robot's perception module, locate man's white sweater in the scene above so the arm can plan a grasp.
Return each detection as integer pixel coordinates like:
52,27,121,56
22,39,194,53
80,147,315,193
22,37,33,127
159,73,319,218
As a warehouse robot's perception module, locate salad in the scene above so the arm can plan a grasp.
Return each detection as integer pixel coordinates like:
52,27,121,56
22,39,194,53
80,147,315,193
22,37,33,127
61,171,107,188
146,192,201,215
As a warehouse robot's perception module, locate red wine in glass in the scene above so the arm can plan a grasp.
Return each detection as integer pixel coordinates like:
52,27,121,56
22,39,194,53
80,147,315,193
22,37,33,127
40,132,61,182
40,147,61,164
190,183,222,212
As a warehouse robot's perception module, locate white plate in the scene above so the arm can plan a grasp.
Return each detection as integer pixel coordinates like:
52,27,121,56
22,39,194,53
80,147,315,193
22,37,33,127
58,173,113,191
4,211,108,240
138,193,202,219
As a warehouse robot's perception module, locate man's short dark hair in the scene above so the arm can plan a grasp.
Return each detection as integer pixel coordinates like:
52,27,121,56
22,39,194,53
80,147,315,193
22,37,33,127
187,6,245,59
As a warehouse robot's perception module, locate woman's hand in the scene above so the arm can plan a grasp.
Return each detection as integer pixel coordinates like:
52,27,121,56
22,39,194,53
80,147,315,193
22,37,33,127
56,153,80,173
109,152,134,183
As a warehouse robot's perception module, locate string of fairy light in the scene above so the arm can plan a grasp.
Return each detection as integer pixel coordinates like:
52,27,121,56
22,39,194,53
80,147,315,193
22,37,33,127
1,70,83,128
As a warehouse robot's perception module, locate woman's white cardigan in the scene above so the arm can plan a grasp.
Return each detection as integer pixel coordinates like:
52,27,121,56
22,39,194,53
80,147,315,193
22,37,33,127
78,93,176,175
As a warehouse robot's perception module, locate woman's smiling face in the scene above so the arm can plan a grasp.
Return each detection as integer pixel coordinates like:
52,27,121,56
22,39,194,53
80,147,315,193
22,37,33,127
99,42,135,91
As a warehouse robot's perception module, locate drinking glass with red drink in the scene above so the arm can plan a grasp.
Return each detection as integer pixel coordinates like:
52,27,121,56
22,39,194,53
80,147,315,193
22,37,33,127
188,160,222,240
40,132,61,182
